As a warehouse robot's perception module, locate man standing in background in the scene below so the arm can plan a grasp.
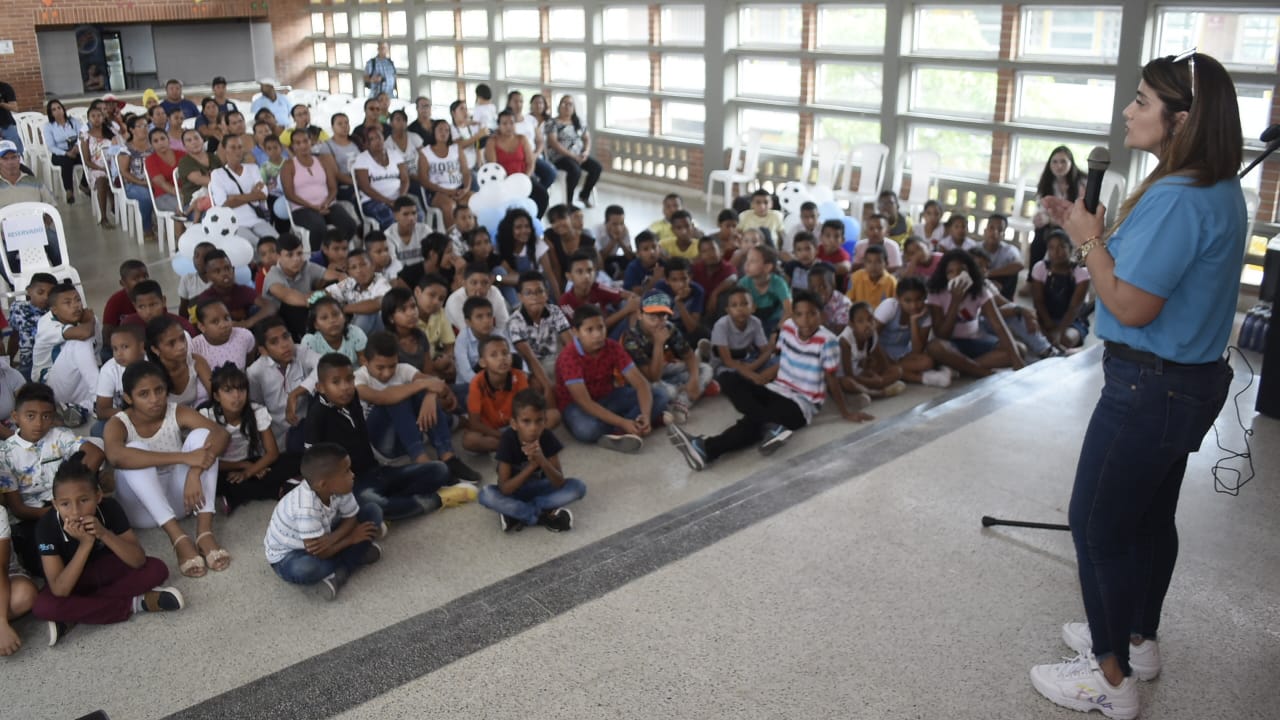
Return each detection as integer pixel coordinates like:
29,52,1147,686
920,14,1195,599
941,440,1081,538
364,42,397,99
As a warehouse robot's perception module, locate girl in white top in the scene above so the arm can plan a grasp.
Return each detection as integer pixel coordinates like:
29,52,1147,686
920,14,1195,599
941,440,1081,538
449,99,486,171
145,316,211,409
837,301,906,398
387,110,425,177
419,118,473,229
104,361,232,578
199,364,296,516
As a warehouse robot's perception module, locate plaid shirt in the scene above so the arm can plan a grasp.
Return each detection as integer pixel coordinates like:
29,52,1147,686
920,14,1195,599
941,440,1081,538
9,301,47,378
508,304,570,362
365,56,398,98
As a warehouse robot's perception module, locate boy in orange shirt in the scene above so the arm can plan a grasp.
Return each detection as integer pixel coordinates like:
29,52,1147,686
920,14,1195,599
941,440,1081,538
847,245,898,311
463,336,561,453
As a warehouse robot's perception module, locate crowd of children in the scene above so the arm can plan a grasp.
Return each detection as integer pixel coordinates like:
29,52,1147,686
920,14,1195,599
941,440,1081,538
0,184,1086,652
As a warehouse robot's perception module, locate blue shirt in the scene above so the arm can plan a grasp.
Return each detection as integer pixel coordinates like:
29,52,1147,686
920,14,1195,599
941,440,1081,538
1096,175,1246,364
42,119,84,156
622,258,658,291
655,280,706,316
251,92,293,128
160,98,199,120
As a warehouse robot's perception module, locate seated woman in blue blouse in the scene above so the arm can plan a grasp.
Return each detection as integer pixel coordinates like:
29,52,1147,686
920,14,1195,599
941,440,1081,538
42,100,87,204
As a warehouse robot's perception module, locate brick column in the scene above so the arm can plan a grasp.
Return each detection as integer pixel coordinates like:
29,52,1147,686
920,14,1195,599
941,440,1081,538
989,4,1019,184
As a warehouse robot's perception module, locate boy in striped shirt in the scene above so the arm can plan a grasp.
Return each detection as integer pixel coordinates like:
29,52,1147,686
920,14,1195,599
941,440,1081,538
668,289,872,469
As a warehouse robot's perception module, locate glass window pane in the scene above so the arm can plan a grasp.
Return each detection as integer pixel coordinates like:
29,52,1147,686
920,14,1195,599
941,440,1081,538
504,48,542,81
815,62,882,108
910,67,997,119
388,11,407,37
1010,137,1095,180
1016,74,1115,126
357,12,382,38
1021,8,1121,62
914,6,1002,55
396,77,411,101
427,46,456,74
390,44,408,69
662,101,704,140
335,43,351,66
337,72,354,95
737,57,801,100
606,95,651,133
603,52,651,89
1238,85,1275,145
459,9,486,39
333,13,349,35
661,55,704,93
738,5,803,47
1156,10,1280,70
815,116,881,146
358,43,377,69
311,13,326,35
502,8,542,40
462,47,490,77
909,125,991,178
550,50,586,84
315,70,330,93
313,42,328,65
603,7,651,44
425,10,455,39
739,108,799,151
816,6,887,50
549,7,586,41
432,80,461,107
660,6,705,45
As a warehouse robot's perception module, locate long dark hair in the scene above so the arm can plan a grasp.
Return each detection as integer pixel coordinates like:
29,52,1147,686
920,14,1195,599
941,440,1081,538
121,360,171,406
926,249,986,299
529,94,551,124
307,295,352,341
497,207,537,266
1108,52,1242,238
558,95,582,132
144,315,184,392
205,363,264,459
1035,146,1084,202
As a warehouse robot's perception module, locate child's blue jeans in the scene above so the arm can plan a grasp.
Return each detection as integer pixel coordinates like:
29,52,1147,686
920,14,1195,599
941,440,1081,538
271,502,384,585
355,461,453,521
658,361,714,405
367,395,453,461
562,384,669,443
479,476,586,526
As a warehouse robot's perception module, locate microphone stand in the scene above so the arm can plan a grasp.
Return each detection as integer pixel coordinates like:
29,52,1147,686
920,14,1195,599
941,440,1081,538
1240,139,1280,180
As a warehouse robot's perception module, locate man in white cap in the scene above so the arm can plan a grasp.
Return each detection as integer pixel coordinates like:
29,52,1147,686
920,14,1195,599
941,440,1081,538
250,77,292,129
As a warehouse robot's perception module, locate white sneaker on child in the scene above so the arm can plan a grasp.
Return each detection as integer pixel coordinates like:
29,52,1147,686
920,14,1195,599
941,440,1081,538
1062,622,1161,681
921,369,953,388
1030,652,1138,719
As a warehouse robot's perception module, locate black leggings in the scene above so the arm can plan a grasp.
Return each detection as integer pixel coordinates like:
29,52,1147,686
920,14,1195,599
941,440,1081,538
51,153,82,191
704,372,807,461
553,156,603,202
216,452,302,511
292,205,358,250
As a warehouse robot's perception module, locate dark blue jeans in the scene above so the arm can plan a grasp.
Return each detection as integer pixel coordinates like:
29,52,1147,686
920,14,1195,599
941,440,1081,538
478,476,586,526
271,502,384,585
367,395,453,460
562,384,670,443
356,460,453,521
1069,351,1231,675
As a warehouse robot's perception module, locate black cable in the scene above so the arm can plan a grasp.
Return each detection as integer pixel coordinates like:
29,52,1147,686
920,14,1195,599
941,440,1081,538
1211,346,1255,496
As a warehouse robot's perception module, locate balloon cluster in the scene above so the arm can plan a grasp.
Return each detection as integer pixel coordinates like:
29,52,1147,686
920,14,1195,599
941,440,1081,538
170,207,256,287
776,181,861,256
468,163,544,240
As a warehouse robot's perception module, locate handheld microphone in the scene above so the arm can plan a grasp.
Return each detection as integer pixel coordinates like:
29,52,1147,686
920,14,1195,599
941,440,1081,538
1261,124,1280,143
1083,147,1111,215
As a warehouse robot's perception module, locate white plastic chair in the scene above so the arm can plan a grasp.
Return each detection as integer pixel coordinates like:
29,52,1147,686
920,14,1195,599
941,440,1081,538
346,154,381,236
1006,167,1041,260
800,138,843,195
0,202,84,303
833,142,889,212
67,106,88,123
706,129,763,214
891,150,941,219
105,146,146,246
144,167,177,255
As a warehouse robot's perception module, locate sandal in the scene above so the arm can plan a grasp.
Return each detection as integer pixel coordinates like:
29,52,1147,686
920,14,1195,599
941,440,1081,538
196,532,231,572
173,535,206,578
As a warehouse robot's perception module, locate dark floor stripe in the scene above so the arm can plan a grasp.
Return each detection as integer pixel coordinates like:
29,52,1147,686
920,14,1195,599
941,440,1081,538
160,349,1103,720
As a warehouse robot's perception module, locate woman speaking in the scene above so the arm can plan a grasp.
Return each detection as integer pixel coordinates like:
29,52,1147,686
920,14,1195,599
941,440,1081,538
1031,51,1244,719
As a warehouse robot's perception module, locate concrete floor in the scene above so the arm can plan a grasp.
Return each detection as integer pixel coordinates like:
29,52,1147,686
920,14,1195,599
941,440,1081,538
4,182,1276,720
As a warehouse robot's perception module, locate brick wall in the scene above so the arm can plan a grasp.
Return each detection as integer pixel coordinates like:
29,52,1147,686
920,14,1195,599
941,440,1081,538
0,0,312,111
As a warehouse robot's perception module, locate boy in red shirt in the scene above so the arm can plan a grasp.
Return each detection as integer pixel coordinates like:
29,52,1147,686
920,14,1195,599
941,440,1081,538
815,219,853,291
559,251,638,336
692,236,738,321
101,259,149,353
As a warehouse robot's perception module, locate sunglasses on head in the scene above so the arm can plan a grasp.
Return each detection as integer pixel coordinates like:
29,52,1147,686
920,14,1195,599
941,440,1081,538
1172,47,1196,101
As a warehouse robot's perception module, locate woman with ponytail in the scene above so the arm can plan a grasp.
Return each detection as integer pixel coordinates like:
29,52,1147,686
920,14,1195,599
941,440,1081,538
1029,51,1245,719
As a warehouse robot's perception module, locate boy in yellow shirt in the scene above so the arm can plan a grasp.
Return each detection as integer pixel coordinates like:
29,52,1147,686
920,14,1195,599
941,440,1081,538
737,189,784,245
847,245,897,310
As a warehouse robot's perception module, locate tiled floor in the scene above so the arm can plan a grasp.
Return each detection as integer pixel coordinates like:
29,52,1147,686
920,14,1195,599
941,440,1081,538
5,180,1277,720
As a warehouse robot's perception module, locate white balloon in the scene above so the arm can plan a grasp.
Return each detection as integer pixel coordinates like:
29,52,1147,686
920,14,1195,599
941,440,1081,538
500,173,532,204
475,163,508,191
468,191,502,213
809,185,835,203
220,236,256,267
776,182,814,216
782,212,804,236
176,227,206,258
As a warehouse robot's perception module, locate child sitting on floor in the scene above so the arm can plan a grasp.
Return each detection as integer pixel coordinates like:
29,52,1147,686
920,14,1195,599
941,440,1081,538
655,257,707,345
454,297,516,387
479,389,584,533
872,277,951,387
667,289,872,470
561,251,638,335
621,291,715,427
177,241,215,321
414,274,456,379
693,236,738,321
9,273,57,380
782,232,818,290
838,302,906,400
738,244,791,338
34,452,183,646
190,299,258,372
507,271,572,402
101,260,149,360
808,262,852,335
968,248,1056,362
302,296,368,365
254,236,279,295
848,245,898,310
202,364,299,517
95,325,147,430
33,281,100,425
192,250,277,330
247,316,322,448
925,250,1024,378
710,287,774,382
305,352,474,522
0,504,38,654
121,279,197,337
327,248,391,335
144,315,211,409
622,231,665,294
816,219,853,288
463,335,562,453
445,261,511,333
1029,229,1091,350
738,189,784,242
263,442,383,601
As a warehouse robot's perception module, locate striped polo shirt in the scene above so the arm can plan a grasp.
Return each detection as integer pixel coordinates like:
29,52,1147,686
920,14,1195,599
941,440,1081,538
264,480,359,565
767,319,841,423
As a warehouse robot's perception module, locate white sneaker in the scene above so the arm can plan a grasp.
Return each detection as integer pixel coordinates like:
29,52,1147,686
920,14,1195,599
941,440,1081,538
921,369,952,388
1030,653,1139,719
1062,622,1161,681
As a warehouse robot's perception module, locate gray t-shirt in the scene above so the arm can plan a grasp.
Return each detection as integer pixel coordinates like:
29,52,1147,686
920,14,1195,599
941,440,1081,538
710,314,768,373
265,262,327,298
985,240,1022,271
